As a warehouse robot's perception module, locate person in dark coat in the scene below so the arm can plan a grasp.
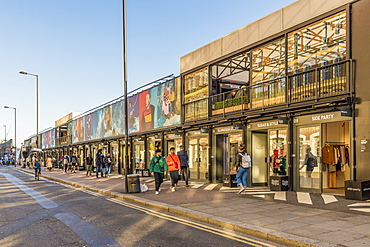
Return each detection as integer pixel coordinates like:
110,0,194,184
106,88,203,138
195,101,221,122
177,145,189,187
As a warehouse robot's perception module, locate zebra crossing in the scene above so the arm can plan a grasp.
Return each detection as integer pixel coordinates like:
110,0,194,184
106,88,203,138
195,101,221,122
348,201,370,213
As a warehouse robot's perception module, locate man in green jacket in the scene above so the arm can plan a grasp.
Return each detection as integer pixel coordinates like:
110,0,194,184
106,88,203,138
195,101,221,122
150,149,168,194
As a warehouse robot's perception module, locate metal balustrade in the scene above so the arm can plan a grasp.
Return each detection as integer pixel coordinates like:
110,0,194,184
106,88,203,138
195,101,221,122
183,60,352,121
55,135,72,146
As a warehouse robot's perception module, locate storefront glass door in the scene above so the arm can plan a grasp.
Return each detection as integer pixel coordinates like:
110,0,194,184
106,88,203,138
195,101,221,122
133,142,145,170
251,132,268,186
298,125,321,192
189,136,209,180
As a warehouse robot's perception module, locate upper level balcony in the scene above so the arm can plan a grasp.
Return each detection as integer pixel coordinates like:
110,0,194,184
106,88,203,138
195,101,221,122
183,60,353,121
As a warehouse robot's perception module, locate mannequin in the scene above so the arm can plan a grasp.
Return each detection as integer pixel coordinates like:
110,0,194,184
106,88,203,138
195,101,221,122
270,149,281,175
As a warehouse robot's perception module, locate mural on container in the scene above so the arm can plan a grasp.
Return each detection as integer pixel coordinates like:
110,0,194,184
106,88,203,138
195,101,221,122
112,100,124,136
128,94,140,133
139,88,157,131
94,105,112,139
156,78,181,128
85,113,93,141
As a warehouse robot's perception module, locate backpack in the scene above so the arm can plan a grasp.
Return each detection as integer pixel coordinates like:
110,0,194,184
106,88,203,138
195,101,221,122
239,153,251,168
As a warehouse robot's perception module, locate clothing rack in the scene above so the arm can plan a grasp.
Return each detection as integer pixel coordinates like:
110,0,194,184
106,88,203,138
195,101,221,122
325,142,348,145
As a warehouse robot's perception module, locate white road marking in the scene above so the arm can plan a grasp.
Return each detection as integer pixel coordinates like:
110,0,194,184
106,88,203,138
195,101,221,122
220,186,239,191
244,191,275,195
348,203,370,207
349,208,370,213
204,184,218,190
297,192,312,205
274,191,286,201
191,183,205,188
321,194,338,204
0,172,59,209
253,195,265,198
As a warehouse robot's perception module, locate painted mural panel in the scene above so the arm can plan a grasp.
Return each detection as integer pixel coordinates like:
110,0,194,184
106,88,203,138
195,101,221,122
85,113,93,141
156,78,181,127
139,89,157,131
94,105,112,139
112,100,124,136
128,94,140,133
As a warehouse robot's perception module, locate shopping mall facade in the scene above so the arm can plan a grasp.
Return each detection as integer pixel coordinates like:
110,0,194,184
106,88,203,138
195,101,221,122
24,0,370,195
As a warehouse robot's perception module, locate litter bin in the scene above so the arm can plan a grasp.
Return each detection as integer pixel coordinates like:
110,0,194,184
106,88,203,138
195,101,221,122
127,174,141,193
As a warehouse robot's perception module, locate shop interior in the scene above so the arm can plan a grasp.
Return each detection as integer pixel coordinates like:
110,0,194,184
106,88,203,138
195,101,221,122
298,121,350,195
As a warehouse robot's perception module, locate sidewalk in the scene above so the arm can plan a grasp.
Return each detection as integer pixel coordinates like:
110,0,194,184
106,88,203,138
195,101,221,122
13,167,370,247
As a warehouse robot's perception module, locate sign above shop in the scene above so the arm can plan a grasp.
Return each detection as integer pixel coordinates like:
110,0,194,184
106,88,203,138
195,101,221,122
216,126,233,133
200,128,209,133
233,123,243,129
361,140,369,152
278,117,288,124
341,108,352,117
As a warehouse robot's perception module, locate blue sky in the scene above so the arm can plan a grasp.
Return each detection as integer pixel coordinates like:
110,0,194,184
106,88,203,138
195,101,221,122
0,0,296,146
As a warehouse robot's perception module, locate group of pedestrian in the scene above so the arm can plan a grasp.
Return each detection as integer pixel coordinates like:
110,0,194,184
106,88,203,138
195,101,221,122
149,144,189,195
94,149,113,178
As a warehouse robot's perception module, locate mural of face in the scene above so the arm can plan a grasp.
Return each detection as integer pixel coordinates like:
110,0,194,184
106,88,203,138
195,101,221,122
145,93,150,108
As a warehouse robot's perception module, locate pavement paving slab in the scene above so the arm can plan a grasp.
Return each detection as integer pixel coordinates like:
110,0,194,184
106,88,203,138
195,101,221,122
9,167,370,247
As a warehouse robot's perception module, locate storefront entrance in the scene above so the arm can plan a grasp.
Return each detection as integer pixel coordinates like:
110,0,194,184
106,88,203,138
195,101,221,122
213,127,243,183
295,112,351,195
248,120,288,187
188,131,209,181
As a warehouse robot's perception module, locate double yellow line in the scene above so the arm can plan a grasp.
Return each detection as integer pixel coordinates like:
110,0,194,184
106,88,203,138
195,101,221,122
107,198,275,247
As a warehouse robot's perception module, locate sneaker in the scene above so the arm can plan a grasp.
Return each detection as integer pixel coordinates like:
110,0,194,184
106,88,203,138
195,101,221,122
238,188,245,194
158,188,161,192
171,187,176,192
155,191,160,195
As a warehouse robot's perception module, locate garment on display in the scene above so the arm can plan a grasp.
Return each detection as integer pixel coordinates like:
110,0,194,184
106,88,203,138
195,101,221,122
322,143,350,188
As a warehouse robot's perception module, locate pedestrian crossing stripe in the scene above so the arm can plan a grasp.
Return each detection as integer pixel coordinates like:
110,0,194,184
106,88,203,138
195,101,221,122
204,184,218,190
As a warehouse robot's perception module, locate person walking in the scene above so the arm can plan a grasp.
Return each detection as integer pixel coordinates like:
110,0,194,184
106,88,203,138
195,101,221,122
235,144,252,194
46,156,53,171
177,145,189,187
95,149,104,178
85,154,93,177
166,147,180,192
149,149,167,195
104,153,113,177
70,153,78,173
34,157,41,180
63,154,70,173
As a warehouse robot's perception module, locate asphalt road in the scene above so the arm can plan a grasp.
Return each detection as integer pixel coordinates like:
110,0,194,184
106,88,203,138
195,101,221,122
0,167,281,247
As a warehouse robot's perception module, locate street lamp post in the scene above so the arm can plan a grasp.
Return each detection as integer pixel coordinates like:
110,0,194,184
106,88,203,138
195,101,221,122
19,71,39,148
4,106,16,153
123,0,129,193
3,125,6,158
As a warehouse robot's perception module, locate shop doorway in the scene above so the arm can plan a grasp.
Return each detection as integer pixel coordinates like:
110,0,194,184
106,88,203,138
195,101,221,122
251,131,268,186
188,136,209,181
215,133,243,183
297,121,350,195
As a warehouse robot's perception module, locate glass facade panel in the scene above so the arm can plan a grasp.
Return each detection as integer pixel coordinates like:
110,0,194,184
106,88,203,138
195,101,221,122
287,11,346,74
298,126,321,191
269,130,288,176
184,67,209,121
251,38,286,108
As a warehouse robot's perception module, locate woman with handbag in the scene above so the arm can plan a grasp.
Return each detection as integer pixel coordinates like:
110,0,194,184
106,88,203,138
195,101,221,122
149,149,168,195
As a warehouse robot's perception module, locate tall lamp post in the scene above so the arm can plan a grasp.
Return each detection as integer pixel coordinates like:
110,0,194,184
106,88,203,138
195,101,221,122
19,71,39,148
3,125,6,158
123,0,129,193
4,106,16,154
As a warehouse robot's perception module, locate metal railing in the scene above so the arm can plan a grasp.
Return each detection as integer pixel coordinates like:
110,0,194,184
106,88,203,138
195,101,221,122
183,60,352,120
55,135,72,146
183,98,208,121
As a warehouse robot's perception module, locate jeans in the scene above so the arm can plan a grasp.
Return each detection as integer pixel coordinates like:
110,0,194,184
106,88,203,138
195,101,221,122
169,170,179,187
154,172,164,191
96,164,103,178
236,167,249,188
105,164,111,176
180,166,189,185
34,167,41,178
